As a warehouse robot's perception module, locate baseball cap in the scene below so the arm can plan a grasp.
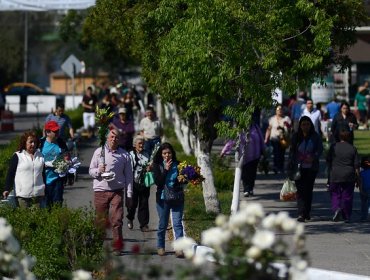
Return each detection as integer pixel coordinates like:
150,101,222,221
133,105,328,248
118,107,127,114
44,120,60,132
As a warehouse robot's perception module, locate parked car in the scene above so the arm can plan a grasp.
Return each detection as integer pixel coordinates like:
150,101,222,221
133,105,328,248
3,82,62,113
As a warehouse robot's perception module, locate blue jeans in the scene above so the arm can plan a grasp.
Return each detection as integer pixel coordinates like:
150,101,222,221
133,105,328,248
156,199,184,249
44,178,64,207
144,137,161,157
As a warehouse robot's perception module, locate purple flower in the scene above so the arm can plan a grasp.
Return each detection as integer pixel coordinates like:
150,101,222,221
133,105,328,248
182,166,198,180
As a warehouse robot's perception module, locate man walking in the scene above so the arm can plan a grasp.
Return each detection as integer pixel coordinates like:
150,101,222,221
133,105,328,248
302,98,322,135
89,128,133,255
140,106,163,156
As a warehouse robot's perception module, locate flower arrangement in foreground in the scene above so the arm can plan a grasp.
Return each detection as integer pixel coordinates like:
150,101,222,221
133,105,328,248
177,161,205,186
173,202,309,280
0,217,36,280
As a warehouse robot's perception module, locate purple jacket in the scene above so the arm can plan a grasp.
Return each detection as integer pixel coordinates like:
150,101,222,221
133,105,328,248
221,124,265,164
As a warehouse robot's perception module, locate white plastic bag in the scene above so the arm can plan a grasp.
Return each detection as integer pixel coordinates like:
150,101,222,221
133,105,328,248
280,179,297,201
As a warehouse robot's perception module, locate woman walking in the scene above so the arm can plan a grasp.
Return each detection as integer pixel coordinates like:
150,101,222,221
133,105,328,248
3,130,45,208
330,101,358,145
289,116,323,222
152,142,185,258
126,135,151,232
327,130,360,223
265,104,291,174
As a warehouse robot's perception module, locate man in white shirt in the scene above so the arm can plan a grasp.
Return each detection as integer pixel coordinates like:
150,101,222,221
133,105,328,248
302,98,321,135
139,106,163,156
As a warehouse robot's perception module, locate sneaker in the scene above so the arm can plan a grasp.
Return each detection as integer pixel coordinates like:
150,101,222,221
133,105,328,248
297,216,305,223
127,220,133,230
243,191,250,197
140,225,149,232
305,215,311,221
157,248,165,256
175,250,185,258
332,209,341,222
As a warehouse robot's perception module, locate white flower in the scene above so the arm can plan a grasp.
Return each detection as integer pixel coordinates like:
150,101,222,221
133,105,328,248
215,214,228,227
172,237,196,258
274,211,290,227
0,219,13,241
252,230,275,250
295,223,305,236
281,217,297,232
262,213,276,229
202,227,231,249
5,236,21,254
72,269,93,280
229,211,248,229
240,202,265,219
246,246,261,259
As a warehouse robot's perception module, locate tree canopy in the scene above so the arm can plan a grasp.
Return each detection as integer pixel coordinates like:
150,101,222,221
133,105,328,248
84,0,366,136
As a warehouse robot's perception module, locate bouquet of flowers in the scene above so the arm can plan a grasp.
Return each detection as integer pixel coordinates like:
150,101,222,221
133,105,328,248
177,161,205,186
95,105,115,148
52,153,81,177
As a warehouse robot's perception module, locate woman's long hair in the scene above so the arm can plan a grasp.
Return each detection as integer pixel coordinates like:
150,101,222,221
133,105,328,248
296,116,316,144
153,142,178,165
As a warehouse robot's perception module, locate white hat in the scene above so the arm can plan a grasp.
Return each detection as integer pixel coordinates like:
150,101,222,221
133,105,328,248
118,107,127,114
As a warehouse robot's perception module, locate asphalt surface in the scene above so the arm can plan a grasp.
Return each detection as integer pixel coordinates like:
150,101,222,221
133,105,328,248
1,114,370,278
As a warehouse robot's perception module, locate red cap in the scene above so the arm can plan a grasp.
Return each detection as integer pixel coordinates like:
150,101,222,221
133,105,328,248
44,121,60,132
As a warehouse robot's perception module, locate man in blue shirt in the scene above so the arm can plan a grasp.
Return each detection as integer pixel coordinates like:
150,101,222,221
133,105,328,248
45,104,74,140
326,98,340,120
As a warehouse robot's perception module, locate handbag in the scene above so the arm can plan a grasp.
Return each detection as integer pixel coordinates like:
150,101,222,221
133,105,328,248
144,171,155,187
280,178,297,201
163,185,184,205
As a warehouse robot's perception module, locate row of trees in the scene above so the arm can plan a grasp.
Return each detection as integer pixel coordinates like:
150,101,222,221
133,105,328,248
61,0,367,213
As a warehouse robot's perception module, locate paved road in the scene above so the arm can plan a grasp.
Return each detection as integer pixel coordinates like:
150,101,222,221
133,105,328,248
2,114,370,278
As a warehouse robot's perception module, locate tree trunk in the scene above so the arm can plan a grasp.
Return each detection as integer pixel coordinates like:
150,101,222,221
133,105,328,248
173,106,192,155
231,132,249,215
196,139,220,214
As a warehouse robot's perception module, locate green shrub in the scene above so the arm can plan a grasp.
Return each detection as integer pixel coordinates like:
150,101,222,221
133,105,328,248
66,106,83,130
0,138,19,193
0,205,104,280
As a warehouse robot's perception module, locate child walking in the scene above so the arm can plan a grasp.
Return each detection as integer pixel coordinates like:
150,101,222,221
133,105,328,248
359,156,370,222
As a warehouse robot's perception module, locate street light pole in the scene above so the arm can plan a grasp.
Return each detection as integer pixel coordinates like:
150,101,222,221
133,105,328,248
23,11,28,83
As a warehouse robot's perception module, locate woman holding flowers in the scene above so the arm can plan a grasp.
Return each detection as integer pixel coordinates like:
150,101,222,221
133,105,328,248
126,135,151,232
152,142,185,258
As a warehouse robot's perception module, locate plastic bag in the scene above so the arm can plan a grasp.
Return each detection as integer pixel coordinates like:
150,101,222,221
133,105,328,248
280,179,297,201
144,171,155,187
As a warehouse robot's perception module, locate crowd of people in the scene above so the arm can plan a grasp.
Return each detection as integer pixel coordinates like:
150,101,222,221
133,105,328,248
241,88,370,224
2,81,187,257
2,79,370,258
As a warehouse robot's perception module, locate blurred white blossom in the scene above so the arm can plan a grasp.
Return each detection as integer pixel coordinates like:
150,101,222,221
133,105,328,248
252,230,275,250
72,269,93,280
182,202,308,279
0,218,35,280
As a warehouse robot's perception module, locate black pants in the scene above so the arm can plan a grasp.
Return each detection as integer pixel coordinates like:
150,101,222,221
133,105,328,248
271,139,285,171
126,184,150,228
295,168,317,218
241,158,260,192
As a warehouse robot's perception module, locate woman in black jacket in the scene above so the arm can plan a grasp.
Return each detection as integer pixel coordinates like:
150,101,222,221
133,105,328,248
289,116,323,222
152,142,185,257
